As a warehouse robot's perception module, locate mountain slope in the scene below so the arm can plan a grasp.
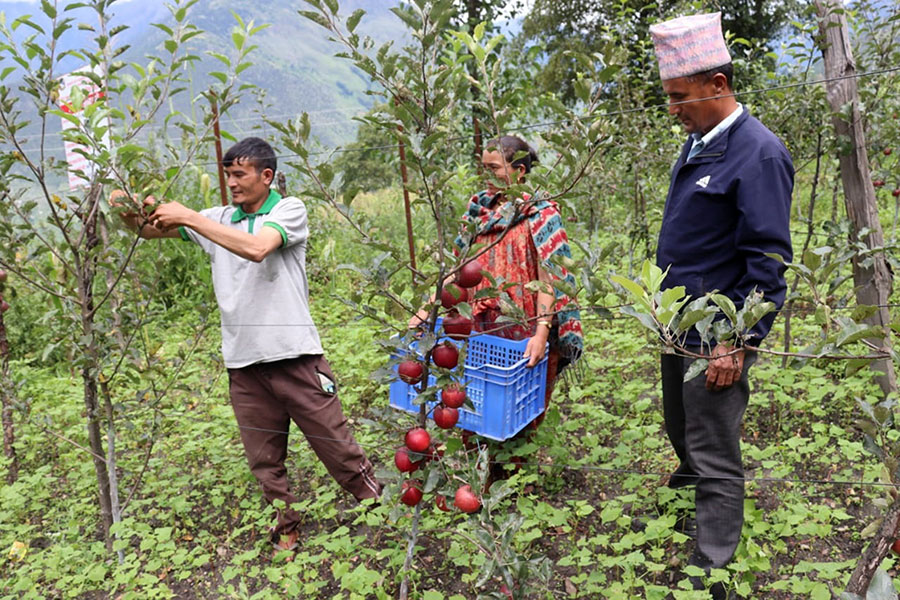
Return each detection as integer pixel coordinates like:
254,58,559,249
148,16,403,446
0,0,402,150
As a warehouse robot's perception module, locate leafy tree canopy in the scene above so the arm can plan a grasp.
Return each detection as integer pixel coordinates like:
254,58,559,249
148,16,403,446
518,0,803,102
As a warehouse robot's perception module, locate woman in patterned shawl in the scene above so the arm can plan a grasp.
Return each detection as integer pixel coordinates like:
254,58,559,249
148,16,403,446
455,135,583,424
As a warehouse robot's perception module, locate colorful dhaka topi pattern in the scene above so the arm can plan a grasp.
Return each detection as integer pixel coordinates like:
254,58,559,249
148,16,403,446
649,12,731,81
455,190,583,371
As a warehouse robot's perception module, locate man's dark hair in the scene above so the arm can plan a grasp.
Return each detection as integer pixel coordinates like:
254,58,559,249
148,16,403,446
223,137,277,175
687,62,734,91
486,135,539,173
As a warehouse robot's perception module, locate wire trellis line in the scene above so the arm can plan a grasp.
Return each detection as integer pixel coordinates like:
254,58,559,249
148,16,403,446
9,64,897,165
181,63,900,166
142,410,900,490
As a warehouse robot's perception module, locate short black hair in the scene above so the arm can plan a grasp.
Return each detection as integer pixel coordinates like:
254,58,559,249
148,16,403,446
486,135,538,173
687,62,734,90
223,137,277,175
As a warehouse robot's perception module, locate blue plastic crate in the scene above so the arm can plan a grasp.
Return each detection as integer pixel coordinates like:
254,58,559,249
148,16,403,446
389,328,548,441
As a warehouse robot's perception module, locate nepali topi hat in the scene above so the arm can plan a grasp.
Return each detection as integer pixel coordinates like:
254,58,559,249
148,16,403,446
649,12,731,81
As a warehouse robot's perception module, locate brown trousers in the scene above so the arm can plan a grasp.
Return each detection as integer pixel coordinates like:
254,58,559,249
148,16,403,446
227,354,380,537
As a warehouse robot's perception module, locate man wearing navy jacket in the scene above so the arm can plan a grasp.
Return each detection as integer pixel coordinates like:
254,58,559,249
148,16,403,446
650,13,793,598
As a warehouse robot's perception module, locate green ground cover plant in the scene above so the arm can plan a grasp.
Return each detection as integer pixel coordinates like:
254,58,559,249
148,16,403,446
2,0,900,598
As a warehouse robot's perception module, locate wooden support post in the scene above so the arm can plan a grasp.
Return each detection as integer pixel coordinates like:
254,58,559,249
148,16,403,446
210,96,228,207
815,0,897,398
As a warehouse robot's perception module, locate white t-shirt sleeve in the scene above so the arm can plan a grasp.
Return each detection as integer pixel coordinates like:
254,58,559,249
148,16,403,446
263,197,309,248
180,206,229,254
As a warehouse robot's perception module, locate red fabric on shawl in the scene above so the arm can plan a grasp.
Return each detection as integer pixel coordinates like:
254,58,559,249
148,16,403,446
467,217,541,341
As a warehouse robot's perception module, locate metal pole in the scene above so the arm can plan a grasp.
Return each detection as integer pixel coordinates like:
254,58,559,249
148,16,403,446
210,95,228,207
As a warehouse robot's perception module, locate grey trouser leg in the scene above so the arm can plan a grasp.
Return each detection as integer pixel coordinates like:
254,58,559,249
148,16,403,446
660,350,756,567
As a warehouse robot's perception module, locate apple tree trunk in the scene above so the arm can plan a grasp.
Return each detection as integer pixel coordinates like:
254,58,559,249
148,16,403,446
0,308,17,484
77,186,115,547
814,0,897,398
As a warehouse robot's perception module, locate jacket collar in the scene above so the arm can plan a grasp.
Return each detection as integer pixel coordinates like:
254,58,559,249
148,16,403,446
230,189,281,223
679,109,751,165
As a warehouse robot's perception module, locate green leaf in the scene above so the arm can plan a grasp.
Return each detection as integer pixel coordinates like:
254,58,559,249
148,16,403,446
802,248,821,271
574,78,591,103
609,274,645,301
684,359,708,382
207,51,230,66
659,286,686,310
231,29,245,51
473,21,486,42
298,10,331,30
866,569,898,600
710,294,737,323
40,0,57,20
346,8,365,33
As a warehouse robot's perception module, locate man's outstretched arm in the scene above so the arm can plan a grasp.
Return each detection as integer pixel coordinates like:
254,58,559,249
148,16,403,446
150,201,282,262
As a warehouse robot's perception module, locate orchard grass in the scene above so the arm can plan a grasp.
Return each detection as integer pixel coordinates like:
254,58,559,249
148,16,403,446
0,247,890,598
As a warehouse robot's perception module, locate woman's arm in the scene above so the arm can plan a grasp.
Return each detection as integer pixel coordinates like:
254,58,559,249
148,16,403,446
524,265,555,367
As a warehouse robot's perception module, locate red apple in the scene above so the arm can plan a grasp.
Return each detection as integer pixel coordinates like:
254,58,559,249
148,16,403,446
892,539,900,555
405,427,431,453
893,189,900,198
400,480,423,506
0,270,6,283
432,342,459,370
457,259,484,288
885,148,893,156
394,447,421,473
398,360,424,384
433,405,459,429
500,584,513,600
0,300,8,313
434,494,451,512
441,283,468,309
874,180,886,188
454,484,481,513
441,384,466,409
443,315,473,340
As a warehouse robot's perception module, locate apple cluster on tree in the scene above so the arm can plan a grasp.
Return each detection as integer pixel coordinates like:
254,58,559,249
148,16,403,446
394,259,487,513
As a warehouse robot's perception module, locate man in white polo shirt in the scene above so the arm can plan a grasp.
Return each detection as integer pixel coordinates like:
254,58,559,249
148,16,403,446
115,137,380,556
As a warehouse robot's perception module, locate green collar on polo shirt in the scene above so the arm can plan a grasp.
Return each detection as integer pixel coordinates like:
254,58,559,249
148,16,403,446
231,189,282,223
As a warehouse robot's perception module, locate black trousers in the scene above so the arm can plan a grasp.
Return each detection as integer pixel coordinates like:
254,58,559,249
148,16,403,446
660,350,756,568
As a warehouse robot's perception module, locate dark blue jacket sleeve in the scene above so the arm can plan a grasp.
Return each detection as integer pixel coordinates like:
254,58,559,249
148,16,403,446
733,155,794,343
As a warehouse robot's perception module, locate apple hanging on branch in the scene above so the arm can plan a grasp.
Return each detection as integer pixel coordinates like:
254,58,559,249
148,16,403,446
441,384,466,409
443,314,473,340
432,342,459,369
405,427,431,453
457,259,484,289
398,359,424,384
400,480,423,506
394,447,422,473
441,283,468,309
454,484,482,513
433,404,459,429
